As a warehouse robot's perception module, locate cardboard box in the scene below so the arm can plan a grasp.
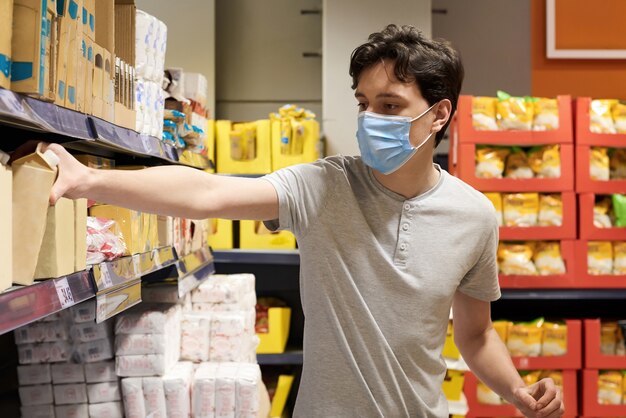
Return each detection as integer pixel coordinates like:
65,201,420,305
82,0,95,41
74,198,87,271
0,0,14,89
76,34,87,112
94,0,113,52
102,48,114,122
53,0,78,106
114,0,135,65
91,43,104,118
84,37,93,115
74,154,115,169
11,0,58,100
34,197,75,279
12,143,59,285
0,156,12,292
63,0,81,110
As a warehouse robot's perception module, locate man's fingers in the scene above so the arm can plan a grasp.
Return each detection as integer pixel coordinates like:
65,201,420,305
536,395,562,418
535,379,557,409
514,388,539,410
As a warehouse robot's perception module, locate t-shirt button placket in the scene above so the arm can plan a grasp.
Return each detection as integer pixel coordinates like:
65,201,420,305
402,223,409,231
400,243,408,251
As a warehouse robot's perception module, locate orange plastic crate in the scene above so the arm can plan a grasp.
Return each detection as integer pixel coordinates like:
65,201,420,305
582,369,626,417
578,193,626,240
576,146,626,194
575,97,626,147
573,240,626,288
584,319,626,369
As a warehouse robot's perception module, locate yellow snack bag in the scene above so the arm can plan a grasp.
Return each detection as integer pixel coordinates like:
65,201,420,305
229,128,244,161
484,193,503,226
598,371,622,405
533,242,566,276
496,91,533,130
610,148,626,180
521,370,542,386
538,194,563,227
505,148,534,179
542,322,568,356
477,381,502,405
590,147,610,181
528,145,561,178
590,99,617,134
475,147,510,179
503,193,539,227
493,320,512,343
601,321,618,355
472,96,498,131
533,98,560,131
613,242,626,275
507,319,544,356
498,242,538,275
613,101,626,134
587,241,613,275
594,197,613,228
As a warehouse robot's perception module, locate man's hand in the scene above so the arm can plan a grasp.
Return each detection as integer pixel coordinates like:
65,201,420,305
513,378,564,418
42,143,92,205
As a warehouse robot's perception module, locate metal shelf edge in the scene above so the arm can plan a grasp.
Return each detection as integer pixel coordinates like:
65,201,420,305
213,250,300,266
257,349,304,365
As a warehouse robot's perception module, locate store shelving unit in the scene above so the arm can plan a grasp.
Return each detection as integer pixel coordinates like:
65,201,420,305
213,249,300,266
257,349,304,366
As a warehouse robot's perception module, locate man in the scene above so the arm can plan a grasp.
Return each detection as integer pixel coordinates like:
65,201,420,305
45,25,563,417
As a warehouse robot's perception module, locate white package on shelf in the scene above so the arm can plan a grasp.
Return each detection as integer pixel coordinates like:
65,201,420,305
17,364,51,385
51,363,85,384
53,383,88,405
115,332,165,356
116,354,170,377
143,377,167,418
84,361,117,383
21,404,55,418
121,378,146,418
210,313,245,362
236,363,261,417
180,313,211,362
193,302,241,313
215,363,237,418
55,403,88,418
115,303,181,335
163,362,194,418
70,321,113,343
134,78,146,133
73,338,114,363
135,10,156,81
87,381,121,403
18,342,71,364
192,275,247,304
183,73,208,107
19,384,53,406
192,363,218,418
155,20,167,82
14,320,68,344
88,401,124,418
70,300,96,323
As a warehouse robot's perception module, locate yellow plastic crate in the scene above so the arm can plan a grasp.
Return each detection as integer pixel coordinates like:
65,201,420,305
207,218,233,250
239,220,295,250
442,370,465,402
257,307,291,354
270,119,320,171
442,321,460,360
216,120,272,174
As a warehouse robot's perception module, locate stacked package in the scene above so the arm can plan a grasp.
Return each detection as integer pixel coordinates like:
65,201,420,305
15,301,122,418
134,10,167,138
183,274,259,363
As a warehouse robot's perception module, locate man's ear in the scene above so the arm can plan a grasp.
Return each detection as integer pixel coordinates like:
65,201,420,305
431,99,452,133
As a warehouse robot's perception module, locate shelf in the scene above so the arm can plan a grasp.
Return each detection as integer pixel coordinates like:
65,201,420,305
213,250,300,266
0,87,212,170
499,288,626,299
257,349,303,365
175,247,216,297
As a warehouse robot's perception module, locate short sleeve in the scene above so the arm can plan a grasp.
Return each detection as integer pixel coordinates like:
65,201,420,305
457,219,501,302
262,160,329,238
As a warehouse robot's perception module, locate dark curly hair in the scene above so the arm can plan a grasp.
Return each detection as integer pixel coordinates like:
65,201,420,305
349,24,464,146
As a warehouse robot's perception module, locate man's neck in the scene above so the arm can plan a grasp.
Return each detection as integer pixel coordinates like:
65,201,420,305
372,152,440,199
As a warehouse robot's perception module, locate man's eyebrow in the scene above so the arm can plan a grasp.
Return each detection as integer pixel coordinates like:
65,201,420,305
353,91,406,99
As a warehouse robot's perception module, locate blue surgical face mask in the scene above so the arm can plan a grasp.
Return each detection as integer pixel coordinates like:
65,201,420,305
356,102,438,175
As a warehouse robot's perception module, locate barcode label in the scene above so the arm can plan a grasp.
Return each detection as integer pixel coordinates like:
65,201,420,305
100,264,113,289
54,277,75,308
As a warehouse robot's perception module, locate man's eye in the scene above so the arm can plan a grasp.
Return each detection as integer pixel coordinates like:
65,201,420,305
384,104,398,111
357,103,367,111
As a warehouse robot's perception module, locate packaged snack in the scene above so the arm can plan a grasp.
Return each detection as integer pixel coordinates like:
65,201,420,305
613,242,626,275
538,194,563,227
477,381,502,404
505,148,534,179
587,241,613,275
590,99,617,134
542,322,568,356
610,148,626,180
528,145,561,178
533,98,559,131
594,197,613,228
475,147,510,179
598,371,622,405
472,96,498,130
498,242,538,275
507,319,544,357
503,193,539,227
613,101,626,134
600,321,618,355
590,147,610,181
492,320,512,343
496,91,534,130
484,193,503,226
613,194,626,227
533,242,566,276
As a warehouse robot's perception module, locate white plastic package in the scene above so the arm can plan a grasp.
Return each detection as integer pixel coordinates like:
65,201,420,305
88,401,124,418
180,313,211,362
87,381,121,403
73,338,114,363
121,378,147,418
21,405,55,418
216,363,237,418
163,362,194,418
18,342,71,364
116,354,169,377
236,363,261,417
192,363,218,418
53,383,88,405
19,384,53,406
54,404,88,418
14,321,68,344
143,377,167,418
84,361,117,383
70,321,113,343
17,364,51,386
115,304,181,335
115,333,165,356
51,363,85,384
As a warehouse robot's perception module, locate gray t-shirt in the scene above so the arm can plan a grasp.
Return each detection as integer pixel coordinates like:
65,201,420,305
263,156,500,418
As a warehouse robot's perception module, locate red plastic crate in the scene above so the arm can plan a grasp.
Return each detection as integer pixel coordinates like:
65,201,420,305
452,95,573,145
464,370,578,417
579,194,626,240
576,146,626,194
499,192,577,240
584,319,626,369
499,240,577,289
573,240,626,288
582,369,626,417
576,97,626,146
453,143,575,192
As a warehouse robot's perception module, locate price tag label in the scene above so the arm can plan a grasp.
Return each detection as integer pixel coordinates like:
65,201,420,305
100,264,113,289
141,135,153,154
132,254,141,277
54,277,75,309
153,249,161,268
96,294,107,323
